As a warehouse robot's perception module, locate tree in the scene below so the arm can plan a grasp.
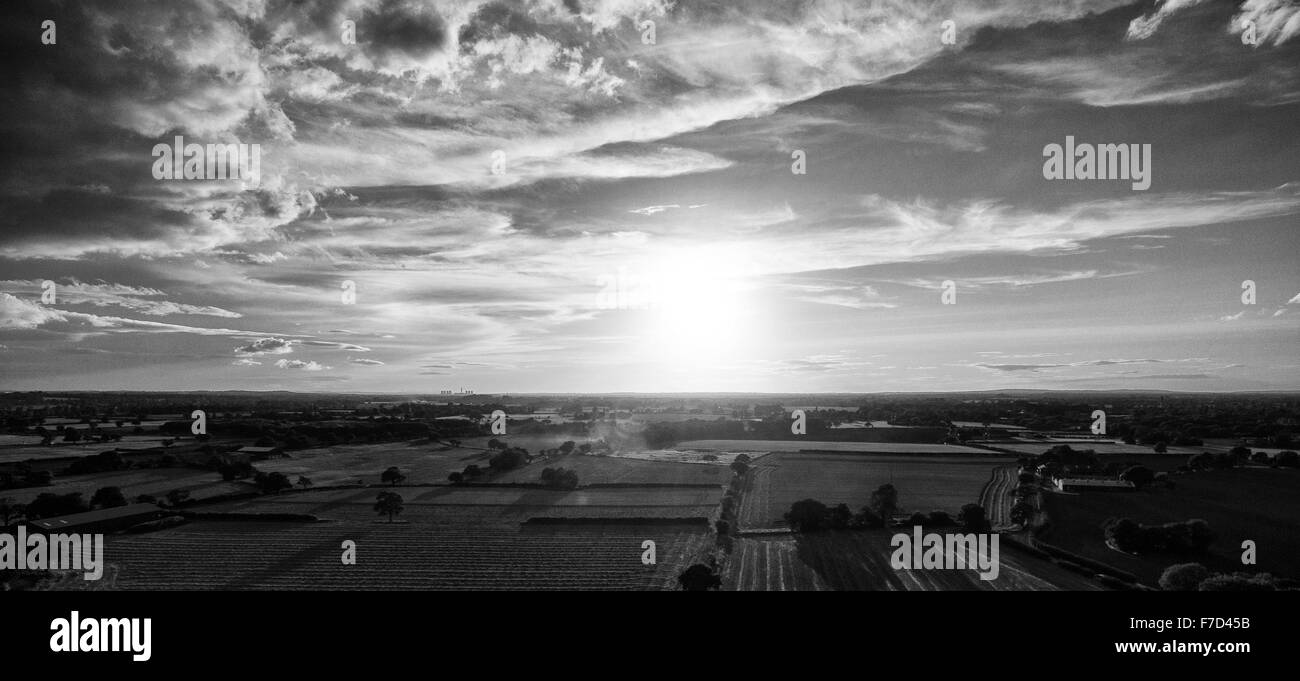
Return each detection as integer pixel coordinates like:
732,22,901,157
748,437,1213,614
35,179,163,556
26,492,88,519
165,489,190,507
539,467,579,489
958,503,990,532
677,563,722,591
63,429,82,443
1199,574,1276,591
1160,563,1210,591
1120,465,1155,489
219,461,255,481
488,447,528,472
1009,501,1035,526
784,498,829,532
927,510,955,527
447,472,464,484
829,503,854,530
1273,451,1299,468
296,475,313,489
1153,441,1168,453
487,438,504,450
374,491,404,522
381,466,406,486
559,440,576,455
869,483,899,524
255,471,293,494
90,486,127,509
1186,518,1214,551
854,506,883,528
0,498,25,525
730,453,752,476
1103,517,1142,551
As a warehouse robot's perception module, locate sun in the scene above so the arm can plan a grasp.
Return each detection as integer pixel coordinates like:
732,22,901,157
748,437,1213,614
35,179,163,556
632,247,760,370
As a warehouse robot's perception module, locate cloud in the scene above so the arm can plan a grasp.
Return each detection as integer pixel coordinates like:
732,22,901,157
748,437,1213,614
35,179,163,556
301,340,372,352
275,359,330,371
231,358,262,366
1,279,241,318
976,363,1066,372
0,293,63,330
1126,0,1210,41
235,337,294,355
350,358,385,366
629,204,680,216
1232,0,1300,45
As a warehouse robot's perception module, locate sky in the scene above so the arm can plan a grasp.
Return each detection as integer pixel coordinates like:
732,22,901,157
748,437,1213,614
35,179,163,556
0,0,1298,394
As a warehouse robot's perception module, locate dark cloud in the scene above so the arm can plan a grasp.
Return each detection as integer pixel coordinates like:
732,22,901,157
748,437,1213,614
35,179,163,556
359,0,446,58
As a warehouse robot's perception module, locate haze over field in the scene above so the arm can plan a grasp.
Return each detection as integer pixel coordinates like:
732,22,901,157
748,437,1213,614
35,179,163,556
1,0,1297,393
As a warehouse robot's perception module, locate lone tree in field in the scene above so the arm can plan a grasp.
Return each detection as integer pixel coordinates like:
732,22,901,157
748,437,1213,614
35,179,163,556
730,453,752,476
1120,465,1155,489
869,483,899,524
296,475,313,489
374,491,404,523
381,466,406,486
959,503,991,533
90,486,127,509
677,563,722,591
784,498,830,532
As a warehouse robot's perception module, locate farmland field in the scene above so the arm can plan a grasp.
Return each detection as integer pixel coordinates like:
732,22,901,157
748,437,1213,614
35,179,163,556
201,485,723,521
737,452,1014,529
1038,467,1300,584
676,440,991,454
103,520,710,590
724,533,1104,591
492,453,731,486
252,440,479,486
0,437,180,463
992,441,1205,457
2,468,249,504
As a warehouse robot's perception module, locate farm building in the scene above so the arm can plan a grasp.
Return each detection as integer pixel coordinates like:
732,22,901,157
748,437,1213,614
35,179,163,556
1052,476,1135,492
28,504,165,534
235,445,284,459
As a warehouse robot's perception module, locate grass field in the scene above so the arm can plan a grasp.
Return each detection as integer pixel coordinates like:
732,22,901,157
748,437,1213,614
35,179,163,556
677,440,991,454
724,532,1104,591
737,452,1014,529
1038,467,1300,584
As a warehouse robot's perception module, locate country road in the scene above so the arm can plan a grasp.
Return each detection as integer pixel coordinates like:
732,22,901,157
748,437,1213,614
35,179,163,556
979,464,1018,528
